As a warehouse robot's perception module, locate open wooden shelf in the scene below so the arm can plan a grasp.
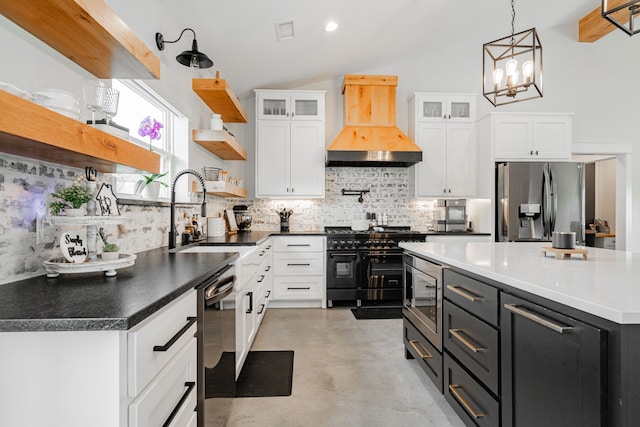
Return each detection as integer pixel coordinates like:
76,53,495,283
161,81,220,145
0,0,160,79
0,90,160,174
193,75,248,123
192,129,247,160
205,181,247,198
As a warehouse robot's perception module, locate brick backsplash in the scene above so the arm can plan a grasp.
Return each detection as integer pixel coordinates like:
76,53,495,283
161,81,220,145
224,167,437,232
0,156,437,284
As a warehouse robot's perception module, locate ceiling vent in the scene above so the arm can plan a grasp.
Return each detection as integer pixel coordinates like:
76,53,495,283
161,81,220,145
275,20,295,42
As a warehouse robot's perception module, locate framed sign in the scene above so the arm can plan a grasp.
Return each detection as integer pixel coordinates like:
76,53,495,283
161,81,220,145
224,209,238,233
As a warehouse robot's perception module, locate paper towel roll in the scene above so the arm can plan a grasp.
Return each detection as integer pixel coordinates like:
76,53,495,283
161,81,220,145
207,217,225,237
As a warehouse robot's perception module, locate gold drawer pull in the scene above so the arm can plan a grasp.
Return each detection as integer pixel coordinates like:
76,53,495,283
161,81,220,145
408,339,432,359
504,304,574,334
449,329,485,353
449,384,486,419
447,285,482,302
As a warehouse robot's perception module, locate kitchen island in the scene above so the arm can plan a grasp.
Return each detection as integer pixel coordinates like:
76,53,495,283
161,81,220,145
400,241,640,427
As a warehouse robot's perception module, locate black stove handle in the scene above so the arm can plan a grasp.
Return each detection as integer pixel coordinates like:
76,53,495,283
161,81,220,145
329,253,358,258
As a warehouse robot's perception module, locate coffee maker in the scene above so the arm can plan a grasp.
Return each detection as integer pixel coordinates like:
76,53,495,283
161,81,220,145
232,205,252,231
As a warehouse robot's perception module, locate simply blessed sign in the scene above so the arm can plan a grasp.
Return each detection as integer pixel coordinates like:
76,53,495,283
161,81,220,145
60,229,88,263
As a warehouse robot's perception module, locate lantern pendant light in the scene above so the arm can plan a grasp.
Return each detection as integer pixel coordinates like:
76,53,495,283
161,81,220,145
602,0,640,36
483,0,543,106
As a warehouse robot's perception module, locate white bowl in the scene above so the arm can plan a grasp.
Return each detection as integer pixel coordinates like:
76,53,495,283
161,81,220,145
31,89,80,110
46,106,81,121
0,82,33,100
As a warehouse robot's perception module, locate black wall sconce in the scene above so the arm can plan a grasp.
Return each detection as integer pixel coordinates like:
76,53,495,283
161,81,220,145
155,28,213,69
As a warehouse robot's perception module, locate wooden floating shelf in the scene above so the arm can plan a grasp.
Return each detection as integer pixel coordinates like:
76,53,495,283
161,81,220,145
192,129,247,160
0,90,160,174
205,181,247,198
193,75,248,123
0,0,160,79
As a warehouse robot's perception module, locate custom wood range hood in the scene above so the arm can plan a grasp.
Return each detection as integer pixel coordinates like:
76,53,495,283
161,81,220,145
326,74,422,167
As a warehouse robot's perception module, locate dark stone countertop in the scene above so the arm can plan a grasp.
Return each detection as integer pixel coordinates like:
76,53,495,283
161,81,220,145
176,230,327,249
0,247,237,332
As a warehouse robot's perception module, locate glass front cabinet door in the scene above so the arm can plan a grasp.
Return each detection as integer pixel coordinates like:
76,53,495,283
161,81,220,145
417,94,475,123
257,92,324,121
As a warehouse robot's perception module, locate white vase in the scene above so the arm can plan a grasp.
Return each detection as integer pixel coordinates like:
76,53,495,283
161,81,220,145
101,252,120,261
141,181,161,201
65,207,86,216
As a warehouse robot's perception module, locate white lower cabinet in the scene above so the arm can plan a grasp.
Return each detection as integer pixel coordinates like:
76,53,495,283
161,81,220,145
0,289,198,427
272,236,326,307
127,289,198,427
128,339,197,427
238,239,273,367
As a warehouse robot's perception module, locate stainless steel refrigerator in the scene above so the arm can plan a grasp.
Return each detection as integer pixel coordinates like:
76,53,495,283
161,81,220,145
496,162,585,243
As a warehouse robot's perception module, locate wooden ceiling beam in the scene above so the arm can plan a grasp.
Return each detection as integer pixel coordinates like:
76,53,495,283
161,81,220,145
579,0,630,42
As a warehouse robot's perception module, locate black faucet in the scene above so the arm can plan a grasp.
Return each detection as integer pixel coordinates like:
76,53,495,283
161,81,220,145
169,169,207,250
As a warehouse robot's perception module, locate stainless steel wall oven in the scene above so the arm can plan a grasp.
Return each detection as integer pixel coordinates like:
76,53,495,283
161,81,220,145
403,253,444,351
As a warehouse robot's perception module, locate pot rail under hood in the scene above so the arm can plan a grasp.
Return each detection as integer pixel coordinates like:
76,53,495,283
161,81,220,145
326,75,422,167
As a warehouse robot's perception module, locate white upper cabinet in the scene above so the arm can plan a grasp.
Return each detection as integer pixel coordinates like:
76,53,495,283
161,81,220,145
417,93,476,123
255,90,326,198
256,91,325,121
491,113,573,161
410,93,478,198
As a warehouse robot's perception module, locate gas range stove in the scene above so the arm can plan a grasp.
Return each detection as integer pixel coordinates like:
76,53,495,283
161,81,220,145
325,226,426,251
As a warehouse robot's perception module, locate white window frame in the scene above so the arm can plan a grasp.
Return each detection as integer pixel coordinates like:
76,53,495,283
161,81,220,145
108,79,189,199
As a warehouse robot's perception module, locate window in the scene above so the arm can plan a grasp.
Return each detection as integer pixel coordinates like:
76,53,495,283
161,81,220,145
107,80,189,198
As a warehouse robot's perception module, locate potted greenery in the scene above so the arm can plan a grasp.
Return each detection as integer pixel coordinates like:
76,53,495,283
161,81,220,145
134,172,168,201
49,184,94,216
99,228,120,261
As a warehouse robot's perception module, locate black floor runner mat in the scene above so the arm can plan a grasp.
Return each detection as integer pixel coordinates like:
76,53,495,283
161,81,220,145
206,350,294,398
351,307,403,320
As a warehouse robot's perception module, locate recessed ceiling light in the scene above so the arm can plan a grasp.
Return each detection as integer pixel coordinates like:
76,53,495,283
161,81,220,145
324,21,339,32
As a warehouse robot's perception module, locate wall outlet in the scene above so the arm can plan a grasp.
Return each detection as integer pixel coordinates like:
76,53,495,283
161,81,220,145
36,214,56,244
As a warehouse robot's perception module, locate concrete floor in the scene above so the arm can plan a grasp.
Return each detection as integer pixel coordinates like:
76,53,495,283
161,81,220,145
206,308,465,426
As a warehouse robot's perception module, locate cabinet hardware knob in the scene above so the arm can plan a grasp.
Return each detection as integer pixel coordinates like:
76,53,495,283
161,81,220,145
530,150,534,155
449,329,485,353
447,285,482,302
535,150,539,155
408,339,432,359
449,385,486,419
504,303,574,333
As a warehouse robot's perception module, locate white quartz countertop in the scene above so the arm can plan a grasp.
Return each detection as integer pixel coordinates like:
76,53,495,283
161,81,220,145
400,241,640,324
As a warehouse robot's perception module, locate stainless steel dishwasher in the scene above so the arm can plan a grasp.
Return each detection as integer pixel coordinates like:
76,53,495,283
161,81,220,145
196,262,237,427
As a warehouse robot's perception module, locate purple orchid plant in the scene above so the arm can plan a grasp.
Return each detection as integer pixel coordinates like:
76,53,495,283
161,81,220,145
138,116,163,151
